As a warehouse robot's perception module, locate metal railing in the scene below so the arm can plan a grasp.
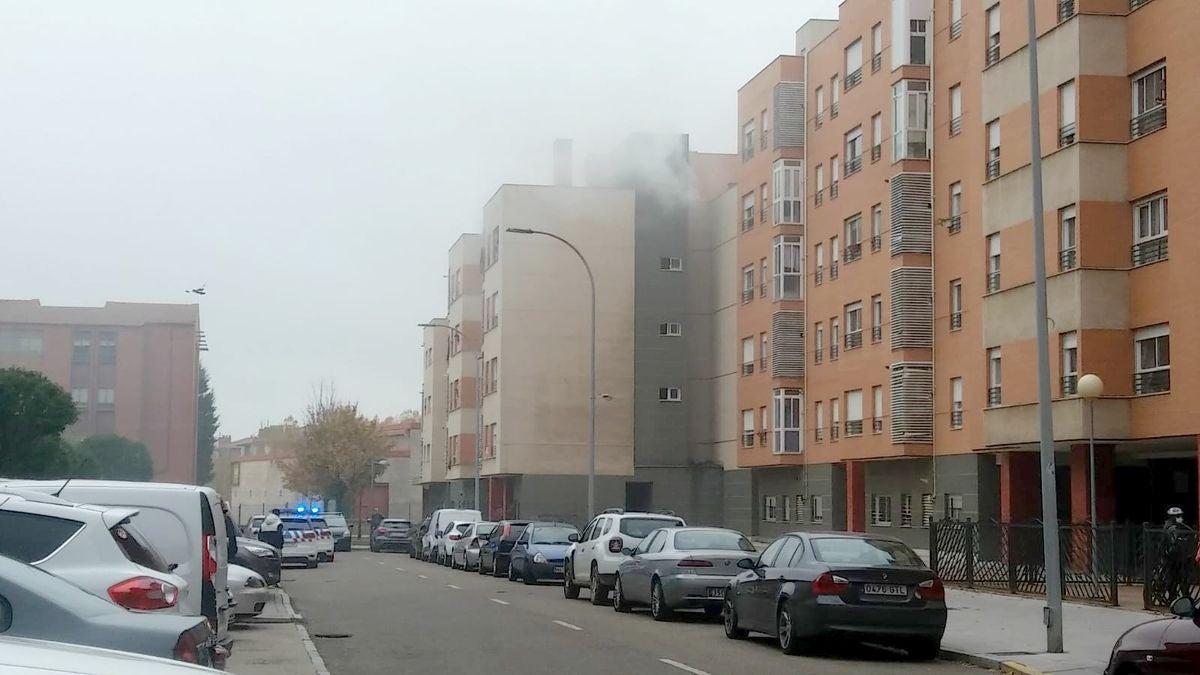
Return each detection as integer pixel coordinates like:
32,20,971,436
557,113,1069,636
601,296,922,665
845,243,862,262
845,69,862,91
830,424,840,440
987,386,1002,406
845,155,862,177
1130,0,1154,9
815,111,824,128
872,417,884,434
950,409,963,429
760,356,767,370
760,282,767,298
741,362,754,376
871,52,881,72
871,234,882,252
759,431,768,447
742,433,754,448
1131,107,1166,138
1134,370,1170,395
950,19,962,40
950,116,962,136
950,311,962,330
814,267,824,285
831,101,840,118
1059,0,1075,21
742,215,754,232
741,289,753,304
1059,122,1077,147
986,157,1000,180
870,144,881,163
845,331,863,349
1060,248,1077,271
830,344,840,360
830,260,839,279
948,215,962,234
846,420,863,436
830,181,840,199
872,325,882,343
1132,237,1167,266
814,189,824,206
1062,374,1078,396
987,271,1001,293
814,348,823,364
815,428,824,442
985,42,1000,67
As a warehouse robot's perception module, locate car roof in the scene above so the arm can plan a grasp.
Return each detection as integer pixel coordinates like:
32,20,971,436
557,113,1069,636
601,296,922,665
0,493,140,529
0,636,217,673
527,521,576,528
603,511,683,519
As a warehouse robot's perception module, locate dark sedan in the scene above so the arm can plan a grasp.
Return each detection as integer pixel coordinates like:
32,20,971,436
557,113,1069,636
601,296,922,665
1105,596,1200,673
479,519,530,576
234,537,281,586
723,532,947,659
371,519,412,553
509,522,579,585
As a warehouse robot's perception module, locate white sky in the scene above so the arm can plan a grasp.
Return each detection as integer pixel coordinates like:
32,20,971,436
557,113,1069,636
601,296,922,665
0,0,839,439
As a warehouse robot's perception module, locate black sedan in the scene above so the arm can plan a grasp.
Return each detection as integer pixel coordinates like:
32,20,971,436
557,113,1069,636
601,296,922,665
371,518,412,553
723,532,946,659
1105,596,1200,673
234,537,281,586
478,519,530,576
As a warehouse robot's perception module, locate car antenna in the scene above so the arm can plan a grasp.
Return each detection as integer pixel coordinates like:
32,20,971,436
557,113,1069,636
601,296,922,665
53,478,72,498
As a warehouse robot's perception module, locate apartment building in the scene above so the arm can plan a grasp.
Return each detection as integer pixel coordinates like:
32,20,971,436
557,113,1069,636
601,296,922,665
0,299,201,483
444,234,483,502
418,318,450,511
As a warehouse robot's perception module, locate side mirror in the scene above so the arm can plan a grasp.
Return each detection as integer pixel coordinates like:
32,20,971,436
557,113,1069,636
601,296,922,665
736,557,756,570
567,533,580,543
1169,596,1196,618
621,547,635,556
167,563,180,573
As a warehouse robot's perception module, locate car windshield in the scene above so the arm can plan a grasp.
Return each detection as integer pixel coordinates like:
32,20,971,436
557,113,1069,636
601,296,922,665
324,515,348,528
673,530,755,552
110,521,170,573
282,520,312,531
811,537,926,567
383,520,410,529
530,526,577,545
310,518,328,529
619,518,684,538
476,523,496,536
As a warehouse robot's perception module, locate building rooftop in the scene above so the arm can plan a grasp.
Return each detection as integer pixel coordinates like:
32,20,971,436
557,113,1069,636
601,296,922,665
0,299,200,327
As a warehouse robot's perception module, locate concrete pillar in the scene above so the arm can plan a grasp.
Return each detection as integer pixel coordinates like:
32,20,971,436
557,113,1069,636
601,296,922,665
999,452,1040,523
846,461,866,532
1070,444,1115,524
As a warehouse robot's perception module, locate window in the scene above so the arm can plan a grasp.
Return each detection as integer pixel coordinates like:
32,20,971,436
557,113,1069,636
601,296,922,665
988,347,1002,406
761,109,770,150
845,389,863,436
763,495,778,522
986,4,1001,66
872,385,884,433
1134,324,1170,394
986,119,1000,179
488,292,499,330
871,203,882,251
0,331,43,354
1058,80,1077,146
949,181,962,233
1132,192,1168,265
946,494,964,521
1061,332,1079,396
845,127,863,176
742,191,755,230
814,163,824,204
950,279,963,330
950,0,963,39
71,388,88,405
831,75,840,117
0,512,85,563
772,159,805,224
900,494,914,527
830,317,841,360
760,333,768,370
742,265,755,303
1060,205,1077,270
97,388,115,405
830,235,840,279
488,357,498,393
845,302,863,349
814,241,825,285
891,80,929,162
742,119,755,160
773,388,803,453
870,113,883,162
909,19,928,65
814,322,824,365
98,333,117,365
831,397,841,440
72,333,91,365
846,38,863,88
659,387,682,402
742,410,755,448
760,259,768,298
844,214,862,261
812,495,825,523
759,182,769,222
986,234,1001,292
871,294,883,343
871,23,883,71
815,86,825,127
949,84,962,135
872,494,893,526
830,156,840,197
814,400,824,442
922,494,936,527
760,404,768,441
773,235,804,299
658,322,682,337
659,256,683,271
782,495,792,522
491,226,500,265
742,336,755,375
1131,61,1167,138
950,377,964,429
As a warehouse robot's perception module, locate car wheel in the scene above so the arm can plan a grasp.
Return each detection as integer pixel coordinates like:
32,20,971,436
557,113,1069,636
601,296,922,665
776,604,810,655
522,565,537,585
723,597,748,639
703,605,722,618
650,580,674,622
306,558,317,569
508,561,519,582
589,564,610,606
906,638,941,661
493,560,504,577
612,575,632,613
563,562,581,600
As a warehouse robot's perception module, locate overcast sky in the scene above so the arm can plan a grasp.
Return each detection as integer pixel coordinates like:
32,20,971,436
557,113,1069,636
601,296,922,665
0,1,839,439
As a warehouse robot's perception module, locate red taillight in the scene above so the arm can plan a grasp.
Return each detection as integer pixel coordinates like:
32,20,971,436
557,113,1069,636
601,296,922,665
448,533,461,541
108,576,180,611
173,630,199,663
302,531,316,540
812,572,850,596
375,527,386,535
202,535,217,580
917,578,945,601
677,559,714,568
608,536,624,554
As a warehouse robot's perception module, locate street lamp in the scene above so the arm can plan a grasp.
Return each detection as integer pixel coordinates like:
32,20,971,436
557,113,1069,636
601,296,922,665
1077,374,1104,531
418,323,484,513
505,227,597,521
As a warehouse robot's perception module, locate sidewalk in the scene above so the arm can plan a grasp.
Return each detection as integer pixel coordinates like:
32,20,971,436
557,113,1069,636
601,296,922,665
226,588,328,675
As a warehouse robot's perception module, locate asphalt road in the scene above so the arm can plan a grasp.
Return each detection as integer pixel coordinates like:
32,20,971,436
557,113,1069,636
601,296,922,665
285,551,986,675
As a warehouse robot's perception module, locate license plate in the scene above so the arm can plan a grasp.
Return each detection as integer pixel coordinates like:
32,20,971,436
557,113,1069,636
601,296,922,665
707,587,726,598
862,583,907,597
553,566,564,574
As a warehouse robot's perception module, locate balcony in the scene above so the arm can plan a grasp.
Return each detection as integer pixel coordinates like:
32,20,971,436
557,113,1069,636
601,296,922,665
845,69,862,91
871,52,881,73
845,331,862,350
760,282,767,298
987,271,1000,293
831,424,840,440
1058,122,1076,148
986,42,1000,67
871,144,882,163
1059,0,1075,21
1134,369,1170,395
845,155,862,177
986,157,1000,180
950,19,962,40
948,215,961,234
1059,248,1077,271
742,433,755,448
815,266,824,285
830,181,840,199
845,243,862,262
1132,237,1168,266
871,234,882,252
873,417,884,434
742,362,754,376
846,420,863,436
950,409,963,429
1131,106,1167,138
815,428,824,442
987,387,1002,407
814,348,823,364
742,289,754,304
831,102,840,119
1062,374,1078,396
830,260,839,280
830,344,840,360
815,189,824,207
872,325,882,343
950,311,962,330
950,117,962,136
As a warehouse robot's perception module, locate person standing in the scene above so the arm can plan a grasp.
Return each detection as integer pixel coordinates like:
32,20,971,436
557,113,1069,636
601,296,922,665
1161,506,1193,603
259,508,284,550
221,501,238,561
370,508,384,530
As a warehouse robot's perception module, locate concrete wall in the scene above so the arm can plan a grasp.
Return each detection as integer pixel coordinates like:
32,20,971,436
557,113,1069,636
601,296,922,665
860,453,993,549
753,463,840,539
723,469,755,534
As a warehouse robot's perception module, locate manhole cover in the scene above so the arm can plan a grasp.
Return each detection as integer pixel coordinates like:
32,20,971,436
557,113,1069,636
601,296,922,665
313,633,352,639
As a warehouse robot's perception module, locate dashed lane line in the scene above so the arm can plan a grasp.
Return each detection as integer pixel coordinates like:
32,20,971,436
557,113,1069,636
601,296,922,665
395,567,406,571
552,620,583,631
489,598,510,605
447,584,461,589
418,574,429,579
659,659,711,675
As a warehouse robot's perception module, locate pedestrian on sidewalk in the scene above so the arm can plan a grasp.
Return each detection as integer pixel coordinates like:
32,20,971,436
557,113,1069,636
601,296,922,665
222,501,238,561
1160,506,1193,603
259,508,284,550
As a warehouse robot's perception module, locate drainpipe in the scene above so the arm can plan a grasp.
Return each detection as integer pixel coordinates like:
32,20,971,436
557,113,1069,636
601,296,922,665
928,0,939,514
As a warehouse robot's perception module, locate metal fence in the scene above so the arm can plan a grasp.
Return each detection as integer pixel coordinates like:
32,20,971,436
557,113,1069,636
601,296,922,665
930,520,1200,611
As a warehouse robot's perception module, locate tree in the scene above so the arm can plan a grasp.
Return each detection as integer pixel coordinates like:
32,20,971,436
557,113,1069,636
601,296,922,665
0,368,78,477
196,366,219,485
76,434,154,481
277,389,389,513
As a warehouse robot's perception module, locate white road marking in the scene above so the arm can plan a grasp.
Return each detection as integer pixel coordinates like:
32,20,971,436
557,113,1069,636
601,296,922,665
395,567,406,572
659,659,711,675
552,620,582,631
489,598,510,605
378,561,385,565
447,584,461,589
418,574,429,579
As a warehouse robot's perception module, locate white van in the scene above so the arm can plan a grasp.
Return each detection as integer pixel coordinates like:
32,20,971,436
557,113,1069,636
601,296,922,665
422,508,481,563
0,480,232,664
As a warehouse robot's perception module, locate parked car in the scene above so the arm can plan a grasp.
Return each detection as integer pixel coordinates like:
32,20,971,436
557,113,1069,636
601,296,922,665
409,517,431,559
226,564,269,622
307,516,336,561
233,537,281,586
722,532,946,659
0,480,233,661
0,636,224,674
1105,595,1200,674
509,522,579,584
0,554,218,666
421,508,481,562
279,520,320,568
451,521,496,570
612,527,754,619
244,515,265,538
370,518,412,553
478,519,530,577
564,509,685,605
436,520,474,566
0,489,190,615
323,512,352,552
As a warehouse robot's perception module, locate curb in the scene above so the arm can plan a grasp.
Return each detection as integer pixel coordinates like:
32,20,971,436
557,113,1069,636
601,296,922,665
295,624,331,675
1000,662,1046,675
938,647,1006,671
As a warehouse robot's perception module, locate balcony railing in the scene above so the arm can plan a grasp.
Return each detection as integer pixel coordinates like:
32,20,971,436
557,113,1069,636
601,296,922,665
872,325,882,343
761,208,767,223
1058,122,1076,147
871,234,882,252
816,111,824,128
846,420,864,436
950,116,962,136
815,266,824,285
830,260,839,279
742,215,754,232
758,431,768,446
831,101,840,118
815,428,824,442
760,282,767,298
845,331,863,349
1059,248,1077,271
760,356,767,370
815,189,824,206
986,157,1000,180
1059,0,1075,21
742,289,754,304
830,344,840,360
742,433,755,448
1131,106,1167,138
1132,237,1168,266
872,417,884,434
950,409,963,429
814,348,823,364
948,215,962,234
987,387,1002,406
987,271,1001,293
986,41,1000,67
845,69,863,91
742,362,754,376
845,243,862,262
950,19,963,40
871,52,881,72
830,181,840,199
950,311,962,330
845,155,862,177
831,424,840,440
1131,0,1154,9
871,144,882,162
1134,369,1170,395
1062,374,1078,396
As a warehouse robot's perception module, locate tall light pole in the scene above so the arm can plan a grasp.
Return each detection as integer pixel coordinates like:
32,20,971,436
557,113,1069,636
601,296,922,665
506,227,597,520
419,323,483,512
1025,0,1064,652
